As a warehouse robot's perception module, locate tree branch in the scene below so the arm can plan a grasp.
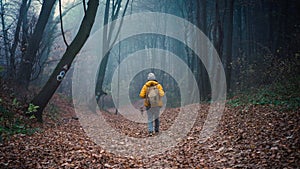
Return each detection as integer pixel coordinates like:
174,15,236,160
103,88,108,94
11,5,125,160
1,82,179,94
59,0,69,47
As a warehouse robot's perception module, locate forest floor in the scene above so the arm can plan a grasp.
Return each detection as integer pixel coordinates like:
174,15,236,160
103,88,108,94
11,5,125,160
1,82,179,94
0,81,299,168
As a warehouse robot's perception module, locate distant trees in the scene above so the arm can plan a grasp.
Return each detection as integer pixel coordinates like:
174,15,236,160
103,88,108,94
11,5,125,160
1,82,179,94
191,0,299,93
17,0,56,88
97,0,299,106
0,0,34,79
0,0,299,119
229,0,299,90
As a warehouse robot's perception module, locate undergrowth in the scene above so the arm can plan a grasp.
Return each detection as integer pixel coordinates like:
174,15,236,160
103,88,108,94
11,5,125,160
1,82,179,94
227,76,300,111
0,80,41,142
0,100,40,143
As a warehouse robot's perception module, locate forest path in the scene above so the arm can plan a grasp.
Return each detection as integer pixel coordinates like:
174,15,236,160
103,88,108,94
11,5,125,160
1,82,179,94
0,94,299,168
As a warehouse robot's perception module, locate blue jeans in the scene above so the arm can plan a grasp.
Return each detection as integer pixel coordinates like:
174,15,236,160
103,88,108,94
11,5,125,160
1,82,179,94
146,107,160,133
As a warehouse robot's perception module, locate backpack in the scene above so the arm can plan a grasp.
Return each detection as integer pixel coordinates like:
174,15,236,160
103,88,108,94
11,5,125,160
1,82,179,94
146,85,161,107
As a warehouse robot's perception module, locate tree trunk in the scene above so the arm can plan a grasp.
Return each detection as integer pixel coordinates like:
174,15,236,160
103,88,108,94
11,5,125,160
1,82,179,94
31,0,99,122
17,0,56,88
21,0,30,73
197,0,210,100
95,0,110,99
224,0,234,92
96,0,129,99
213,0,223,57
0,0,10,77
9,0,31,79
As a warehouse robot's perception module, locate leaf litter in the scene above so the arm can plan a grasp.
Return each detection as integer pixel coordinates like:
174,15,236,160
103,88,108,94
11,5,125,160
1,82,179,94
0,88,299,168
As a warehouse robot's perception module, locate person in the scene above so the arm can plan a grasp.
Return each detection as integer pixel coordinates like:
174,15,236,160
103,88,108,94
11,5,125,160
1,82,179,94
139,73,165,136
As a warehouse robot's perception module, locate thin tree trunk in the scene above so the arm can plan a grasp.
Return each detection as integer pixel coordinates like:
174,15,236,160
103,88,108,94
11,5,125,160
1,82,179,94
197,0,210,100
224,0,234,92
9,0,31,79
31,0,99,122
95,0,110,99
96,0,129,99
21,0,30,71
214,0,223,56
0,0,10,77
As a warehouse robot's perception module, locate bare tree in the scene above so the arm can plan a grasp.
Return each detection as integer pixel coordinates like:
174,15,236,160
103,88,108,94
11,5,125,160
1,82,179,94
95,0,130,101
31,0,99,122
8,0,32,79
0,0,10,77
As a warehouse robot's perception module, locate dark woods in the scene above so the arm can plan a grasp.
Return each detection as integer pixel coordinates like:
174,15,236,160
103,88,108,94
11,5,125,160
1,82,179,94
0,0,299,119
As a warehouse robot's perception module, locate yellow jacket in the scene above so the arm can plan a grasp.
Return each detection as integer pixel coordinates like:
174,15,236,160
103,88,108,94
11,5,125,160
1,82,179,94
139,80,164,107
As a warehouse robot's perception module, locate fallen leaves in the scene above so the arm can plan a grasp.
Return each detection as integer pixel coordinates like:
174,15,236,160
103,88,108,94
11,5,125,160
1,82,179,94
0,87,299,168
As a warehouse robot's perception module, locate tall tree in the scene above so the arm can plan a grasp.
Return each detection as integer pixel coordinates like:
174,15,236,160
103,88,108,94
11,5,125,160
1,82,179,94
213,0,223,57
224,0,234,92
31,0,99,122
0,0,10,77
17,0,56,88
9,0,31,78
95,0,129,100
197,0,210,100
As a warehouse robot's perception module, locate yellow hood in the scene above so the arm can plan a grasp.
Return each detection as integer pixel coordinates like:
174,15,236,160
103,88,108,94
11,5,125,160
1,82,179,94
145,80,159,87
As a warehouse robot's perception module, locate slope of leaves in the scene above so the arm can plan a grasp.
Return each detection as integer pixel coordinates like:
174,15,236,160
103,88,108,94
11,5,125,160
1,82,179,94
0,80,299,168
